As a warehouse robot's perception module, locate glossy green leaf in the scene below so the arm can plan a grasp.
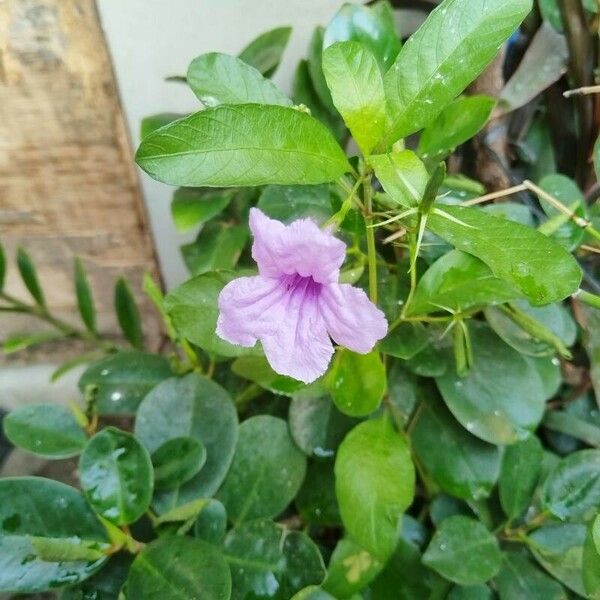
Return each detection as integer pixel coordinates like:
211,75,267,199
447,585,493,600
187,53,292,107
322,41,385,155
257,184,333,223
418,95,495,159
217,415,306,523
233,355,305,396
0,478,108,593
114,278,143,349
542,449,600,521
171,187,234,233
335,418,415,560
427,204,582,305
140,112,185,138
423,515,501,585
324,1,400,71
583,515,600,599
379,321,429,359
412,394,501,501
78,351,172,414
369,150,428,208
79,427,153,525
17,246,45,307
135,374,238,513
136,104,350,187
296,461,341,526
323,537,383,598
528,523,586,595
386,361,419,426
223,519,326,600
238,26,292,77
383,0,532,144
59,555,132,600
289,394,358,459
4,404,87,459
125,536,231,600
194,499,227,545
153,498,209,527
496,550,566,600
499,436,543,520
408,250,520,316
74,258,96,334
151,436,206,490
327,349,386,417
181,221,248,275
308,27,336,114
436,323,547,444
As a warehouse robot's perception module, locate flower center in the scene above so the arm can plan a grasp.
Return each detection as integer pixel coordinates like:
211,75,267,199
280,273,322,298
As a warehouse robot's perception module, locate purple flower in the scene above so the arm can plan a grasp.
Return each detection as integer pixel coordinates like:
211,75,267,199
216,208,388,383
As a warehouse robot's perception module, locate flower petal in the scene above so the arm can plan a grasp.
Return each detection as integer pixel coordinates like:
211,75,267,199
249,207,346,284
216,275,286,347
319,283,388,353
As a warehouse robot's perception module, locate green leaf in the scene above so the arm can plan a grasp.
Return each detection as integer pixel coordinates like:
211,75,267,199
217,415,306,523
4,404,87,459
496,550,566,600
223,519,326,600
296,461,341,526
369,150,428,208
16,246,45,307
125,536,231,600
194,499,227,545
0,477,108,593
59,555,132,600
79,427,153,525
181,221,248,275
308,27,337,114
583,515,600,599
499,436,543,520
74,258,96,334
435,323,547,444
323,537,383,598
542,449,600,521
595,135,600,181
383,0,532,143
238,26,292,77
447,585,493,600
412,393,501,501
423,515,502,585
324,1,400,71
322,41,385,155
289,394,358,459
140,112,185,138
233,355,305,396
114,278,143,349
153,498,208,526
134,374,238,513
171,187,234,233
78,351,172,414
291,588,336,600
0,240,5,291
136,104,350,187
151,436,206,490
408,250,520,316
418,95,495,159
335,418,415,560
528,523,586,595
427,204,582,305
379,321,429,359
187,53,292,107
543,409,600,447
3,331,66,354
257,184,333,223
327,349,386,417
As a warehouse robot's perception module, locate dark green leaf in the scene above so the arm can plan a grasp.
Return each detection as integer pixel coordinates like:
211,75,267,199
151,436,206,490
308,27,336,114
217,415,306,523
335,418,415,560
380,321,429,359
59,555,132,600
448,585,493,600
383,0,531,143
171,187,234,233
136,104,350,187
4,404,87,459
583,515,600,599
79,427,153,525
78,351,172,414
0,240,5,291
295,460,340,526
194,499,227,545
258,184,333,224
114,278,143,349
125,536,231,600
423,516,502,585
187,53,292,107
16,247,45,307
74,258,96,334
0,478,108,593
238,26,292,77
224,519,325,600
134,374,238,513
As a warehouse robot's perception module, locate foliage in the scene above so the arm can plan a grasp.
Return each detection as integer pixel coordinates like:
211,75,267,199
1,0,600,598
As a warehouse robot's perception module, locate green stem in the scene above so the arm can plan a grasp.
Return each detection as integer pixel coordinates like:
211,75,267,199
575,289,600,310
400,232,418,319
364,175,378,304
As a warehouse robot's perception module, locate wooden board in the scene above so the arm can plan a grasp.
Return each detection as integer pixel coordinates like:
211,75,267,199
0,0,161,362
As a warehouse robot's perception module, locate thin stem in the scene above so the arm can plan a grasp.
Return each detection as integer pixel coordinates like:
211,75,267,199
563,84,600,97
400,232,418,319
364,175,378,304
461,183,528,206
574,288,600,310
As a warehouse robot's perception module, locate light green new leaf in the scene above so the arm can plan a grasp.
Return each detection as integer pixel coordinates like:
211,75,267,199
238,26,292,77
322,41,386,155
427,204,582,305
136,104,350,187
187,53,292,107
383,0,532,144
335,418,415,560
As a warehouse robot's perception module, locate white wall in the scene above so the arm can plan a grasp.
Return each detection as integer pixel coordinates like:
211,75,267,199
96,0,351,289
